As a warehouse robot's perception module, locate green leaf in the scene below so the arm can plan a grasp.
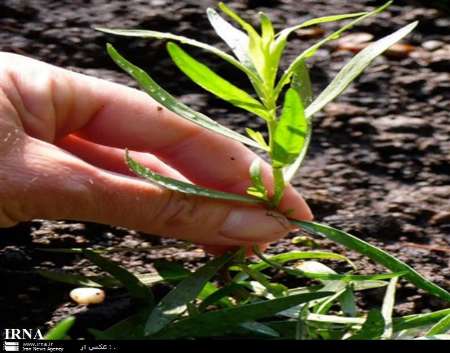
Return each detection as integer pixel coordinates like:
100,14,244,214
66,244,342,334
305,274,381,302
246,158,269,200
199,283,249,311
90,307,152,339
254,246,401,282
270,11,367,79
272,88,308,167
83,249,152,302
315,289,346,315
381,276,399,339
307,313,365,325
96,27,260,83
297,270,403,282
239,264,287,297
248,250,355,272
416,334,450,340
44,316,75,340
37,269,119,289
260,13,274,49
275,2,393,97
239,321,279,337
271,309,450,338
352,280,388,291
144,252,234,336
426,313,450,336
218,2,265,80
106,44,261,149
305,21,418,119
166,42,269,120
393,309,450,332
283,66,313,182
245,128,269,150
291,59,313,107
152,291,333,338
206,8,255,73
153,260,191,284
276,11,369,40
339,285,357,317
126,150,261,204
349,309,385,340
293,221,450,302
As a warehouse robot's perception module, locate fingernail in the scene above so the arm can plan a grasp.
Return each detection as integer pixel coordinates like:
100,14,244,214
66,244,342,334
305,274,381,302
220,208,291,241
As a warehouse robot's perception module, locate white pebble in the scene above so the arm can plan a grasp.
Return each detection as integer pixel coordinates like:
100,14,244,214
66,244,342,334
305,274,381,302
69,287,105,305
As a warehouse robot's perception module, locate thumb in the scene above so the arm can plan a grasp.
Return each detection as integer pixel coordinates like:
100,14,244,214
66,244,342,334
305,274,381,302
11,139,292,246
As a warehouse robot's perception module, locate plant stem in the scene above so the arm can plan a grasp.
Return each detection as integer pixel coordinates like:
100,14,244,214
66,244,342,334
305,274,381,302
272,167,285,207
266,117,286,208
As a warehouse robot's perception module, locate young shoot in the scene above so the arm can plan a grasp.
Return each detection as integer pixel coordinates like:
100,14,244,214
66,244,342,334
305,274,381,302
97,3,450,303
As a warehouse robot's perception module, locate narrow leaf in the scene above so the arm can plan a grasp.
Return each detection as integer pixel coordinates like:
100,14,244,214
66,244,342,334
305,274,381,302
426,313,450,336
199,283,249,311
246,128,269,150
276,12,368,40
247,158,269,200
152,291,333,338
293,221,450,302
96,27,259,83
381,276,399,339
90,307,152,339
167,42,269,120
239,264,286,297
106,44,261,149
291,60,313,107
83,249,152,302
349,309,385,340
260,13,274,48
270,310,450,338
239,321,279,337
44,316,75,340
275,2,393,96
145,252,234,335
126,150,261,204
340,285,358,317
218,2,265,80
315,289,346,315
249,250,355,272
393,309,450,332
37,269,118,288
153,260,191,284
305,21,418,118
254,246,400,282
307,313,365,325
206,8,255,72
270,11,367,76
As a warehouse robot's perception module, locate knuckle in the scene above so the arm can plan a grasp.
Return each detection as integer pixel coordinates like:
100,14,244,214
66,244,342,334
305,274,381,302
153,190,206,230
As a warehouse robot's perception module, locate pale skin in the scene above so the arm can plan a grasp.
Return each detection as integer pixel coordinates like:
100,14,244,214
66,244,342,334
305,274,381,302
0,52,312,253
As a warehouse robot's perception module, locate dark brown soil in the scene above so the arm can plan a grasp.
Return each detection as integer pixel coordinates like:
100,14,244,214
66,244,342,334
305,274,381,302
0,0,449,337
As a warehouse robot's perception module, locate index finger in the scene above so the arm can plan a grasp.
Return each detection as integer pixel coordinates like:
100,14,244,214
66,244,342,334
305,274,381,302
2,53,312,220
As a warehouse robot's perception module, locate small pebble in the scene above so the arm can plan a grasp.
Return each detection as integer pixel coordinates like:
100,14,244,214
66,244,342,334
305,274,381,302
69,287,105,305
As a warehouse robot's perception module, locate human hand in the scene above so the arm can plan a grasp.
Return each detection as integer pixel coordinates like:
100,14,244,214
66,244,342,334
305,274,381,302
0,52,312,251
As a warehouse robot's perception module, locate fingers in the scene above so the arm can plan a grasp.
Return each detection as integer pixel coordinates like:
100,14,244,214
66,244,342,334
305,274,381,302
0,52,312,222
56,134,188,181
5,136,291,246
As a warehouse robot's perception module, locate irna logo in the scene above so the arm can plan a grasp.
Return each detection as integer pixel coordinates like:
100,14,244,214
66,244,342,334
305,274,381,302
3,329,43,340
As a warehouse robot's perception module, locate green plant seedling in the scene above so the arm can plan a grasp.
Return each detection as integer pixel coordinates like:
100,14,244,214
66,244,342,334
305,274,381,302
53,1,450,340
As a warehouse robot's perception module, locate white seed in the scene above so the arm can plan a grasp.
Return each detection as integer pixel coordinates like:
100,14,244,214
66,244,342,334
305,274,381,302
69,287,105,305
